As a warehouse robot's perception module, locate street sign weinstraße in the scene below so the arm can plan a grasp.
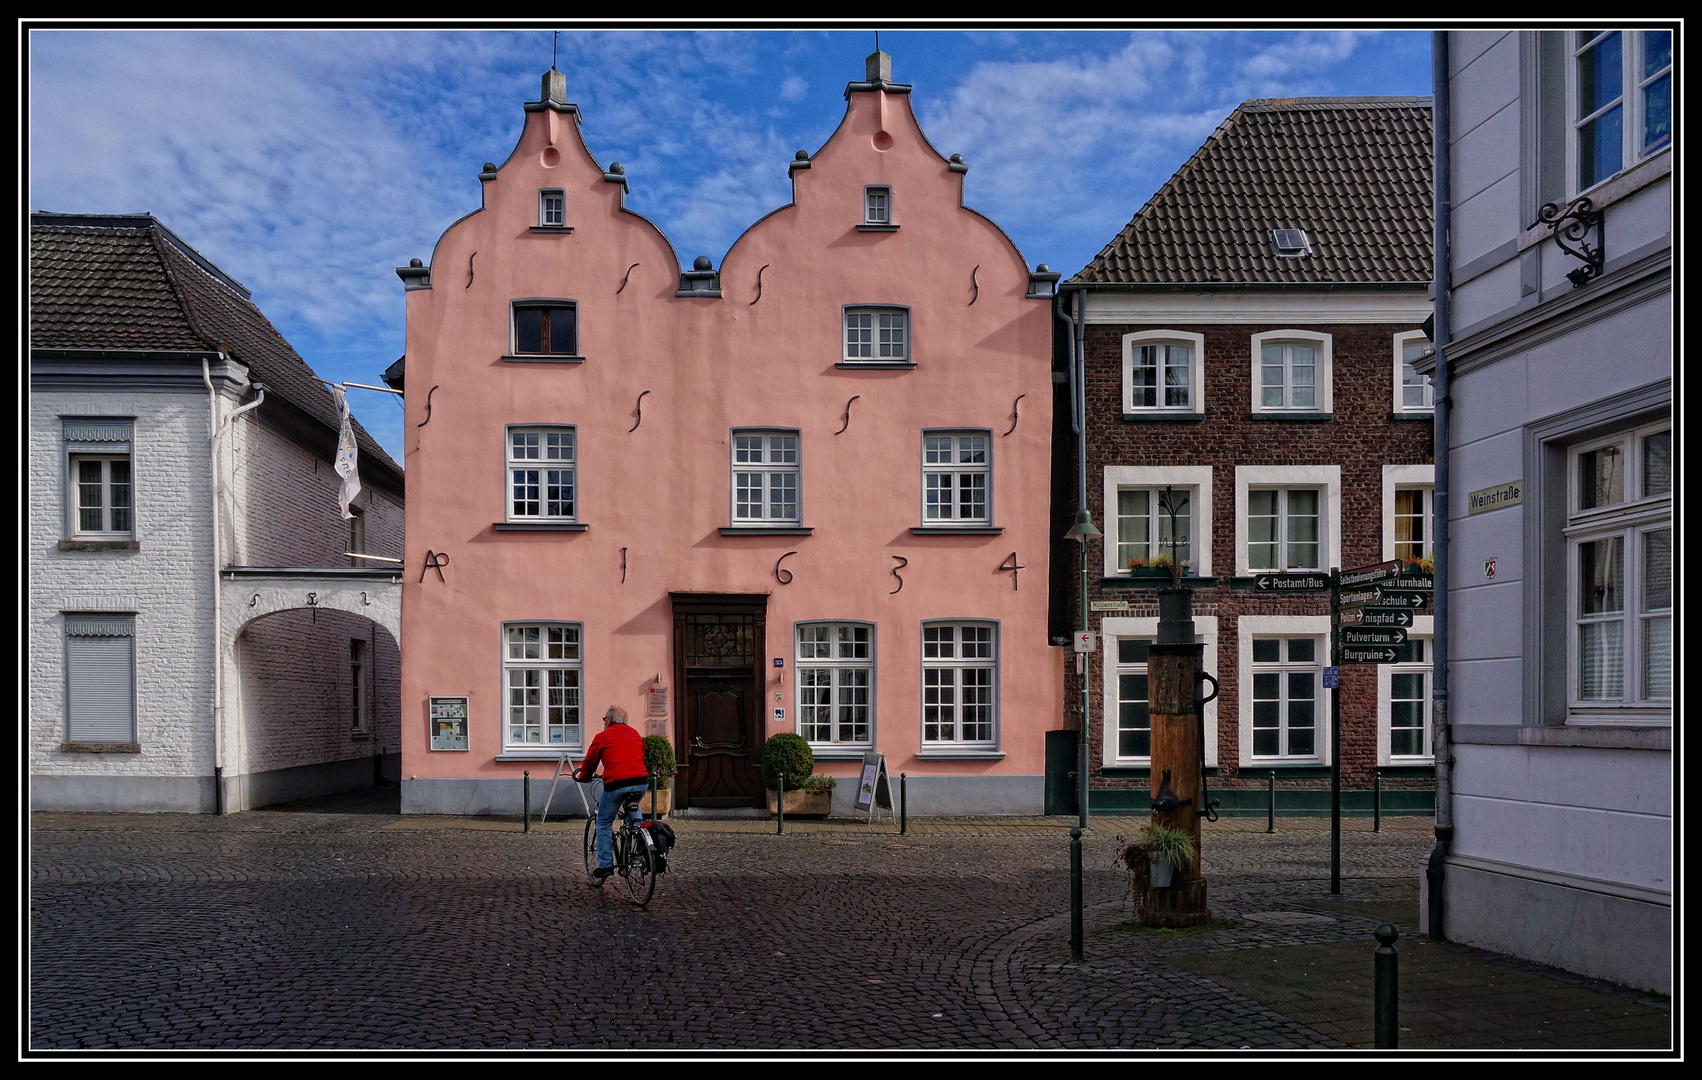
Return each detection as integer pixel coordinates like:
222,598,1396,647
1340,627,1408,647
1339,607,1414,628
1341,645,1399,664
1252,572,1331,592
1338,560,1402,589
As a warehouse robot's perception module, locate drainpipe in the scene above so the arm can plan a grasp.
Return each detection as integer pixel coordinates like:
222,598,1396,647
203,358,266,814
1427,30,1454,941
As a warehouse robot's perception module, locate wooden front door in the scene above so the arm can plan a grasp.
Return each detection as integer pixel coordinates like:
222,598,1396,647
672,595,767,809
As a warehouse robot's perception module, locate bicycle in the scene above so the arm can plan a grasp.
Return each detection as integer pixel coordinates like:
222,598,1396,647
581,780,658,907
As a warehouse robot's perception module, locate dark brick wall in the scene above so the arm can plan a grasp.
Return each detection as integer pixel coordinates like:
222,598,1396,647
1061,318,1433,793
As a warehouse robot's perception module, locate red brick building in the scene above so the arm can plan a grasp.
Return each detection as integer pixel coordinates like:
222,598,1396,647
1051,98,1436,815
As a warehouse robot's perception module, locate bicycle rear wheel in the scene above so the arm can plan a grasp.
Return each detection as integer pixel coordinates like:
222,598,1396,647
623,829,656,906
583,815,599,876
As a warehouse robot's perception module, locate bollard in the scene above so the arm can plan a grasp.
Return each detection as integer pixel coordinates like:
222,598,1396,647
523,771,530,833
1374,772,1382,833
1069,827,1083,960
777,774,785,835
649,773,657,821
1267,773,1277,833
900,772,908,835
1374,923,1399,1048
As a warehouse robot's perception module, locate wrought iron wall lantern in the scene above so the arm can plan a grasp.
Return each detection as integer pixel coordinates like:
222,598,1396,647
1531,196,1604,288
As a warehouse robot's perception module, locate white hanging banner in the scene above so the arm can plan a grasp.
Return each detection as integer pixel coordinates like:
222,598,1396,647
332,385,361,520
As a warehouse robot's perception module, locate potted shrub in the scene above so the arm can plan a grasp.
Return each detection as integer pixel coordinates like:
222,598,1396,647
761,733,832,817
641,734,677,816
1133,823,1196,888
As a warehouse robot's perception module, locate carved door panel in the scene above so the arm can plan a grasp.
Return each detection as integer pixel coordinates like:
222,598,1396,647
672,599,766,809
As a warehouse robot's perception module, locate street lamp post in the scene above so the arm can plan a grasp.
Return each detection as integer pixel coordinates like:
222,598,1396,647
1066,508,1101,828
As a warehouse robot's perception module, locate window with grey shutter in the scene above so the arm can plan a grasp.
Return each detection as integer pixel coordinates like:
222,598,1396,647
65,614,136,742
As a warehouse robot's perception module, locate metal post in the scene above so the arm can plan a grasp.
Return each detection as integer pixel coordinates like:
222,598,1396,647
1374,923,1399,1048
1069,827,1083,960
1267,773,1277,833
1330,568,1342,895
900,772,907,835
522,770,530,833
777,774,785,835
1374,771,1382,833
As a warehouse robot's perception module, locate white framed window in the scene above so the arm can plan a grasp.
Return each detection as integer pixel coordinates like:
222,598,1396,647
1382,464,1435,566
539,188,566,227
921,621,997,749
1103,466,1213,578
843,306,909,363
1234,465,1340,577
507,426,576,522
1570,30,1673,195
731,429,800,524
1238,615,1329,765
1566,421,1670,721
796,622,874,752
64,613,136,743
922,431,990,525
503,622,583,749
350,638,369,734
864,186,891,225
69,455,133,538
1100,616,1219,767
1121,330,1204,414
1250,330,1332,414
1377,618,1434,764
511,300,578,356
1394,330,1434,414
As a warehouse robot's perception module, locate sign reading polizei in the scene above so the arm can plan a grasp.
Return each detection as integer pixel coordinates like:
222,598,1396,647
1338,560,1402,588
1340,627,1408,647
1340,645,1399,664
1339,607,1413,628
1252,572,1331,592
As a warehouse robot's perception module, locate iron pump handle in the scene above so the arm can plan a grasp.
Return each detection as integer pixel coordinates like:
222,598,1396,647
1196,670,1222,823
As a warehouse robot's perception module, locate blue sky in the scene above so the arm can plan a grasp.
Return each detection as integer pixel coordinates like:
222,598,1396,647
27,27,1433,462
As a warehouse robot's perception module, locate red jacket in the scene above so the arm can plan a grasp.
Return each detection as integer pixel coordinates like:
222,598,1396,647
576,722,647,788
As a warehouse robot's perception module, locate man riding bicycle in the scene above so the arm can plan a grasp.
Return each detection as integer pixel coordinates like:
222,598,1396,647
575,705,650,884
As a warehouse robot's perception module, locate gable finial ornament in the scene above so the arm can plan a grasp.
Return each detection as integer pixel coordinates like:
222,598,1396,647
1530,196,1604,288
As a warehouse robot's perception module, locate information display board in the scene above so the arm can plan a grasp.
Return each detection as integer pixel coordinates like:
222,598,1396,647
854,751,894,823
429,697,469,751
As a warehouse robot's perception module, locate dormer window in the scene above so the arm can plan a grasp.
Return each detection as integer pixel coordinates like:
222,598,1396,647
865,186,891,225
538,189,566,228
1272,229,1311,258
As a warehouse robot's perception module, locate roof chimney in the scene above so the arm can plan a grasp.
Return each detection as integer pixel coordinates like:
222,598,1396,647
542,69,567,106
866,50,891,84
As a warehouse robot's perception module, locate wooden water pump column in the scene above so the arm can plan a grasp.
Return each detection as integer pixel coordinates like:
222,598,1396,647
1144,585,1210,927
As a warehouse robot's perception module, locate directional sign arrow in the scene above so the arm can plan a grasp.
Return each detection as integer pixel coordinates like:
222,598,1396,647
1376,590,1430,609
1340,627,1408,647
1395,573,1434,591
1337,585,1383,609
1340,645,1399,664
1340,607,1414,628
1253,572,1331,592
1339,559,1402,588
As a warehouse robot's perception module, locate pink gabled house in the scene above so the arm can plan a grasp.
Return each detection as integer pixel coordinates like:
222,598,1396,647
394,54,1061,815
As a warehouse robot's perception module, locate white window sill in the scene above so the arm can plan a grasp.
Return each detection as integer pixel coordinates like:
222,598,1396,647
495,521,588,531
60,539,141,552
495,750,584,761
809,747,874,761
836,361,915,370
915,749,1004,761
720,525,812,536
911,525,1002,535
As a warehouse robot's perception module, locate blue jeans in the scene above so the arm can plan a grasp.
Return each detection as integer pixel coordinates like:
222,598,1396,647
596,781,648,869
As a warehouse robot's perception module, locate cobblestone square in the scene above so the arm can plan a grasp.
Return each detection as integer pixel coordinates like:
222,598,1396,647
27,799,1671,1053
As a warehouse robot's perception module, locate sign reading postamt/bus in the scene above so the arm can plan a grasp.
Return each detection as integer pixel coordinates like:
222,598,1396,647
1252,572,1331,592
